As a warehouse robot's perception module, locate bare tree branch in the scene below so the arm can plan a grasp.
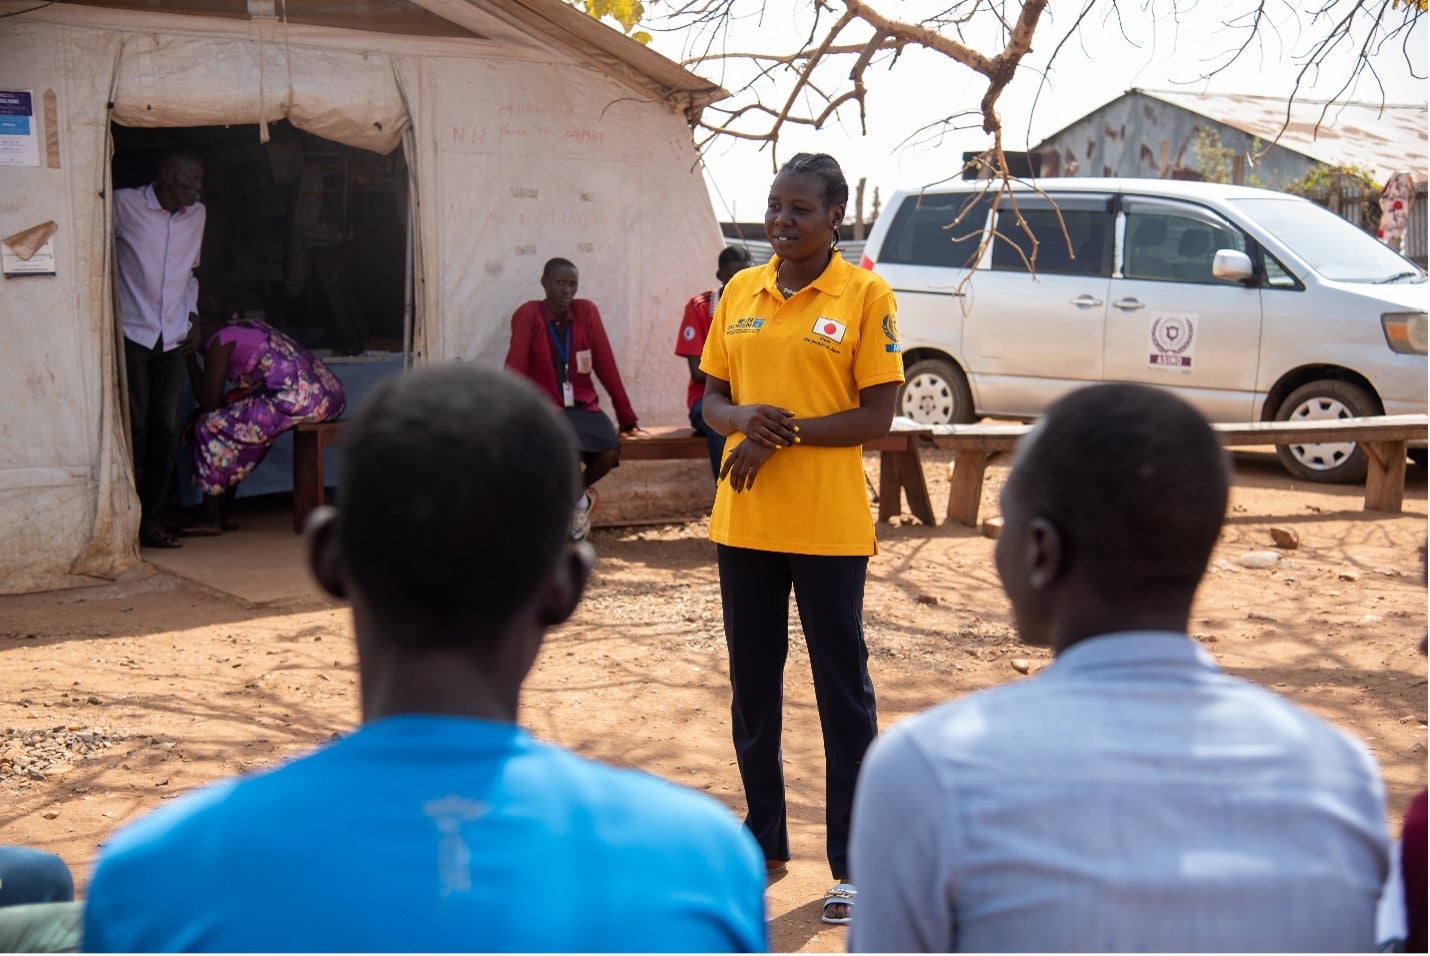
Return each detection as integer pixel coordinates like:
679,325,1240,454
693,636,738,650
651,0,1422,188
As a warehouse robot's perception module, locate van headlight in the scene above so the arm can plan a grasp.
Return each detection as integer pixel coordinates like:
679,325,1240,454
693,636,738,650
1382,312,1428,355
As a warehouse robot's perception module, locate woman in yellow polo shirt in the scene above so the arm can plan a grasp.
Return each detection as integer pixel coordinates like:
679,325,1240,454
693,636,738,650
699,152,904,926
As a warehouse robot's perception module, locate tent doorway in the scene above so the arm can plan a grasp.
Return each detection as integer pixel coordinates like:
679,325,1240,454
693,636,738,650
111,120,412,359
110,121,412,520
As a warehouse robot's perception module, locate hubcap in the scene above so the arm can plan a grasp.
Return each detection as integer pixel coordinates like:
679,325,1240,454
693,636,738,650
1285,395,1356,472
901,372,954,424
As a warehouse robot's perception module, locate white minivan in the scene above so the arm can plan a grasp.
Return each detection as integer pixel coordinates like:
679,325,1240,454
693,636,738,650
860,178,1427,482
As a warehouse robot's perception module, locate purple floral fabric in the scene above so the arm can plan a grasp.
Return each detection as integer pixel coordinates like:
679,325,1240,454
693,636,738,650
189,321,346,495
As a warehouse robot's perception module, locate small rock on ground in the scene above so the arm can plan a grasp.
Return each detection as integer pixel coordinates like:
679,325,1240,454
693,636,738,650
1270,526,1300,549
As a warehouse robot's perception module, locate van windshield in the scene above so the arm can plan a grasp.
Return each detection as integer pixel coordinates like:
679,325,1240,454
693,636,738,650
1232,197,1426,284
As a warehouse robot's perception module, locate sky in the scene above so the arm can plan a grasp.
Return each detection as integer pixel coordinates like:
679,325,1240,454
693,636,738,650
643,1,1429,224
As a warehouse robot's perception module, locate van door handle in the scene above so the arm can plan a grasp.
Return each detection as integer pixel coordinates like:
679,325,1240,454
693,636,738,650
1112,297,1145,311
926,284,966,297
1068,294,1103,308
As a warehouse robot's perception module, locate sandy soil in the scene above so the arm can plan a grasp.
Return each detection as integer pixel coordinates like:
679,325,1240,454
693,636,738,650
1,448,1426,953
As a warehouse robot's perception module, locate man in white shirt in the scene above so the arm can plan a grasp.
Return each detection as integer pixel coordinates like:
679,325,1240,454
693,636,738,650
114,149,206,549
848,383,1389,952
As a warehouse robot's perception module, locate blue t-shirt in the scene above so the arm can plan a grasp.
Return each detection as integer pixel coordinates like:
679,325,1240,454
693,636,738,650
85,716,766,952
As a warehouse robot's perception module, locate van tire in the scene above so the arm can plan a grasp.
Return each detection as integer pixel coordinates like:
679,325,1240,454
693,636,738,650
1272,380,1375,484
898,359,974,425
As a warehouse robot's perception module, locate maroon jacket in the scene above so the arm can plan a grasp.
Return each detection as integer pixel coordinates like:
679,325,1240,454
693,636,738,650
503,298,638,427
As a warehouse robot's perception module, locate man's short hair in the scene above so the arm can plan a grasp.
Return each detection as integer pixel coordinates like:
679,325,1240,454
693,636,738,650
718,245,752,270
158,148,203,173
542,257,576,279
1013,383,1229,599
336,363,581,647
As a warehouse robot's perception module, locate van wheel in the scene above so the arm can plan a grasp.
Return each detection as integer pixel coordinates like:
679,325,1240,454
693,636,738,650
1272,380,1375,484
899,359,974,425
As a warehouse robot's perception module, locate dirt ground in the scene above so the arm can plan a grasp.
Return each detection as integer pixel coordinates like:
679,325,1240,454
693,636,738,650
1,447,1426,953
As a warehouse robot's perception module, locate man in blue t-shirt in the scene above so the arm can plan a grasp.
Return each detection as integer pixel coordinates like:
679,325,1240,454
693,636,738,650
84,364,767,953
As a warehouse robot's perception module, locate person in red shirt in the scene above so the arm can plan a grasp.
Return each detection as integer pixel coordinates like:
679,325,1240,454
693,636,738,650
504,258,639,540
675,245,752,478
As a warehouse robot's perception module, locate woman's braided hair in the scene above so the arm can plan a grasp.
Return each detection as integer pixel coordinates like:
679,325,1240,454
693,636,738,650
777,152,849,207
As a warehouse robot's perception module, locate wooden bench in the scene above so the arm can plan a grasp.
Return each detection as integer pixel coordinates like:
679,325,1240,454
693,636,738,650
290,421,938,533
928,414,1429,527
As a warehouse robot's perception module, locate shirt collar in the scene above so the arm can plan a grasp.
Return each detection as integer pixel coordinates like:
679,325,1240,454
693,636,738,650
142,182,199,219
1044,631,1219,680
765,250,852,298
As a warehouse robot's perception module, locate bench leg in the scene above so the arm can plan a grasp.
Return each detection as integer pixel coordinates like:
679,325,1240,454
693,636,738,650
946,450,995,527
1362,439,1408,513
878,448,935,525
292,430,326,534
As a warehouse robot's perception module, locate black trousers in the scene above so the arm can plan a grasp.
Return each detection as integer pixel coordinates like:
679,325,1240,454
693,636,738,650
123,337,187,530
716,544,878,879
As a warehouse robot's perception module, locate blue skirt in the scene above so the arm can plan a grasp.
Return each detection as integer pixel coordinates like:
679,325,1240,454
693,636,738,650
563,407,620,457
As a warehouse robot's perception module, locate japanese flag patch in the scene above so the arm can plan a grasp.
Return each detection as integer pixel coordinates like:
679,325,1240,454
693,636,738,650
812,317,847,343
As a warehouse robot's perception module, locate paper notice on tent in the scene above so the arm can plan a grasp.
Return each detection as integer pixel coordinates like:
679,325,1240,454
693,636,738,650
3,220,57,277
0,91,40,167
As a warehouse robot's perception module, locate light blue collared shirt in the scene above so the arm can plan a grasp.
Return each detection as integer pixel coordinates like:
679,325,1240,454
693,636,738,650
849,631,1390,952
114,184,205,351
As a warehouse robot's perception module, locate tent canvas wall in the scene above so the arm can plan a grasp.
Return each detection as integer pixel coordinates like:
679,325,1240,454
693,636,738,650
0,0,727,594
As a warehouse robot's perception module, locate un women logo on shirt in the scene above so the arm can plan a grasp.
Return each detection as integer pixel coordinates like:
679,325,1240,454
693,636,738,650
727,317,766,336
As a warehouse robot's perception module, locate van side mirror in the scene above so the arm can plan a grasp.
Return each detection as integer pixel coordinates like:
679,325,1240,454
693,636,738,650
1212,249,1255,283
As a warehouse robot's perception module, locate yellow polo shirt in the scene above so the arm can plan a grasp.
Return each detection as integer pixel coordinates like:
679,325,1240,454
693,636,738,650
701,251,904,556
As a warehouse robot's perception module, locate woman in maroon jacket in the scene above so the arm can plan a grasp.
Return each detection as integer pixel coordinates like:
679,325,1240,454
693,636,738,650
504,257,640,540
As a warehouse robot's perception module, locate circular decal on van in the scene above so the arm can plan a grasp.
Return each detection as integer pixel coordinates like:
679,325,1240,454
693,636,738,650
1151,315,1194,355
1149,314,1196,370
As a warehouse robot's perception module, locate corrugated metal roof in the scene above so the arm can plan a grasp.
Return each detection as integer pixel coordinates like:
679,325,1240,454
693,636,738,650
1133,88,1427,182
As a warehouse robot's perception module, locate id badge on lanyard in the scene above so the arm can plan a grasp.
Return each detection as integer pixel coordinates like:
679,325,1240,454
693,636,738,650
547,319,576,408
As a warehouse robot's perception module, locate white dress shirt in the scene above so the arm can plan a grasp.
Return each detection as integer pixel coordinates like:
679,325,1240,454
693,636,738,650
114,183,205,351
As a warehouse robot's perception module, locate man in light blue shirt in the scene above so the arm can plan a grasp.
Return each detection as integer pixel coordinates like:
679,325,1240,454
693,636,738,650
848,383,1389,952
85,364,767,952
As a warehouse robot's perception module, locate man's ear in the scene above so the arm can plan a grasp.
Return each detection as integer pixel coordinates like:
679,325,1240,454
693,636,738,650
1026,516,1064,592
537,541,594,627
305,506,348,600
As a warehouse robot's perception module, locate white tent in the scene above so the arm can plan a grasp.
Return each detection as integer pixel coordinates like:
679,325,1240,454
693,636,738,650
0,0,728,594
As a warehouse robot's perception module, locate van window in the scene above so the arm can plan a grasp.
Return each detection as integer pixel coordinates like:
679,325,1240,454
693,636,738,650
989,197,1112,276
1262,252,1300,290
1231,196,1425,284
1121,201,1249,284
879,192,991,268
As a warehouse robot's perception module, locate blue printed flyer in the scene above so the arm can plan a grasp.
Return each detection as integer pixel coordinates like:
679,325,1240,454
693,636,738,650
0,90,40,167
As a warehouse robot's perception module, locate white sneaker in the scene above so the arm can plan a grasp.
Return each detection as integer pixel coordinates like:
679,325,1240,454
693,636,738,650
570,489,596,541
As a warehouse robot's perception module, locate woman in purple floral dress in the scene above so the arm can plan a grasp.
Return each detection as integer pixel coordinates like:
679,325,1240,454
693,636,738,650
181,318,345,534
